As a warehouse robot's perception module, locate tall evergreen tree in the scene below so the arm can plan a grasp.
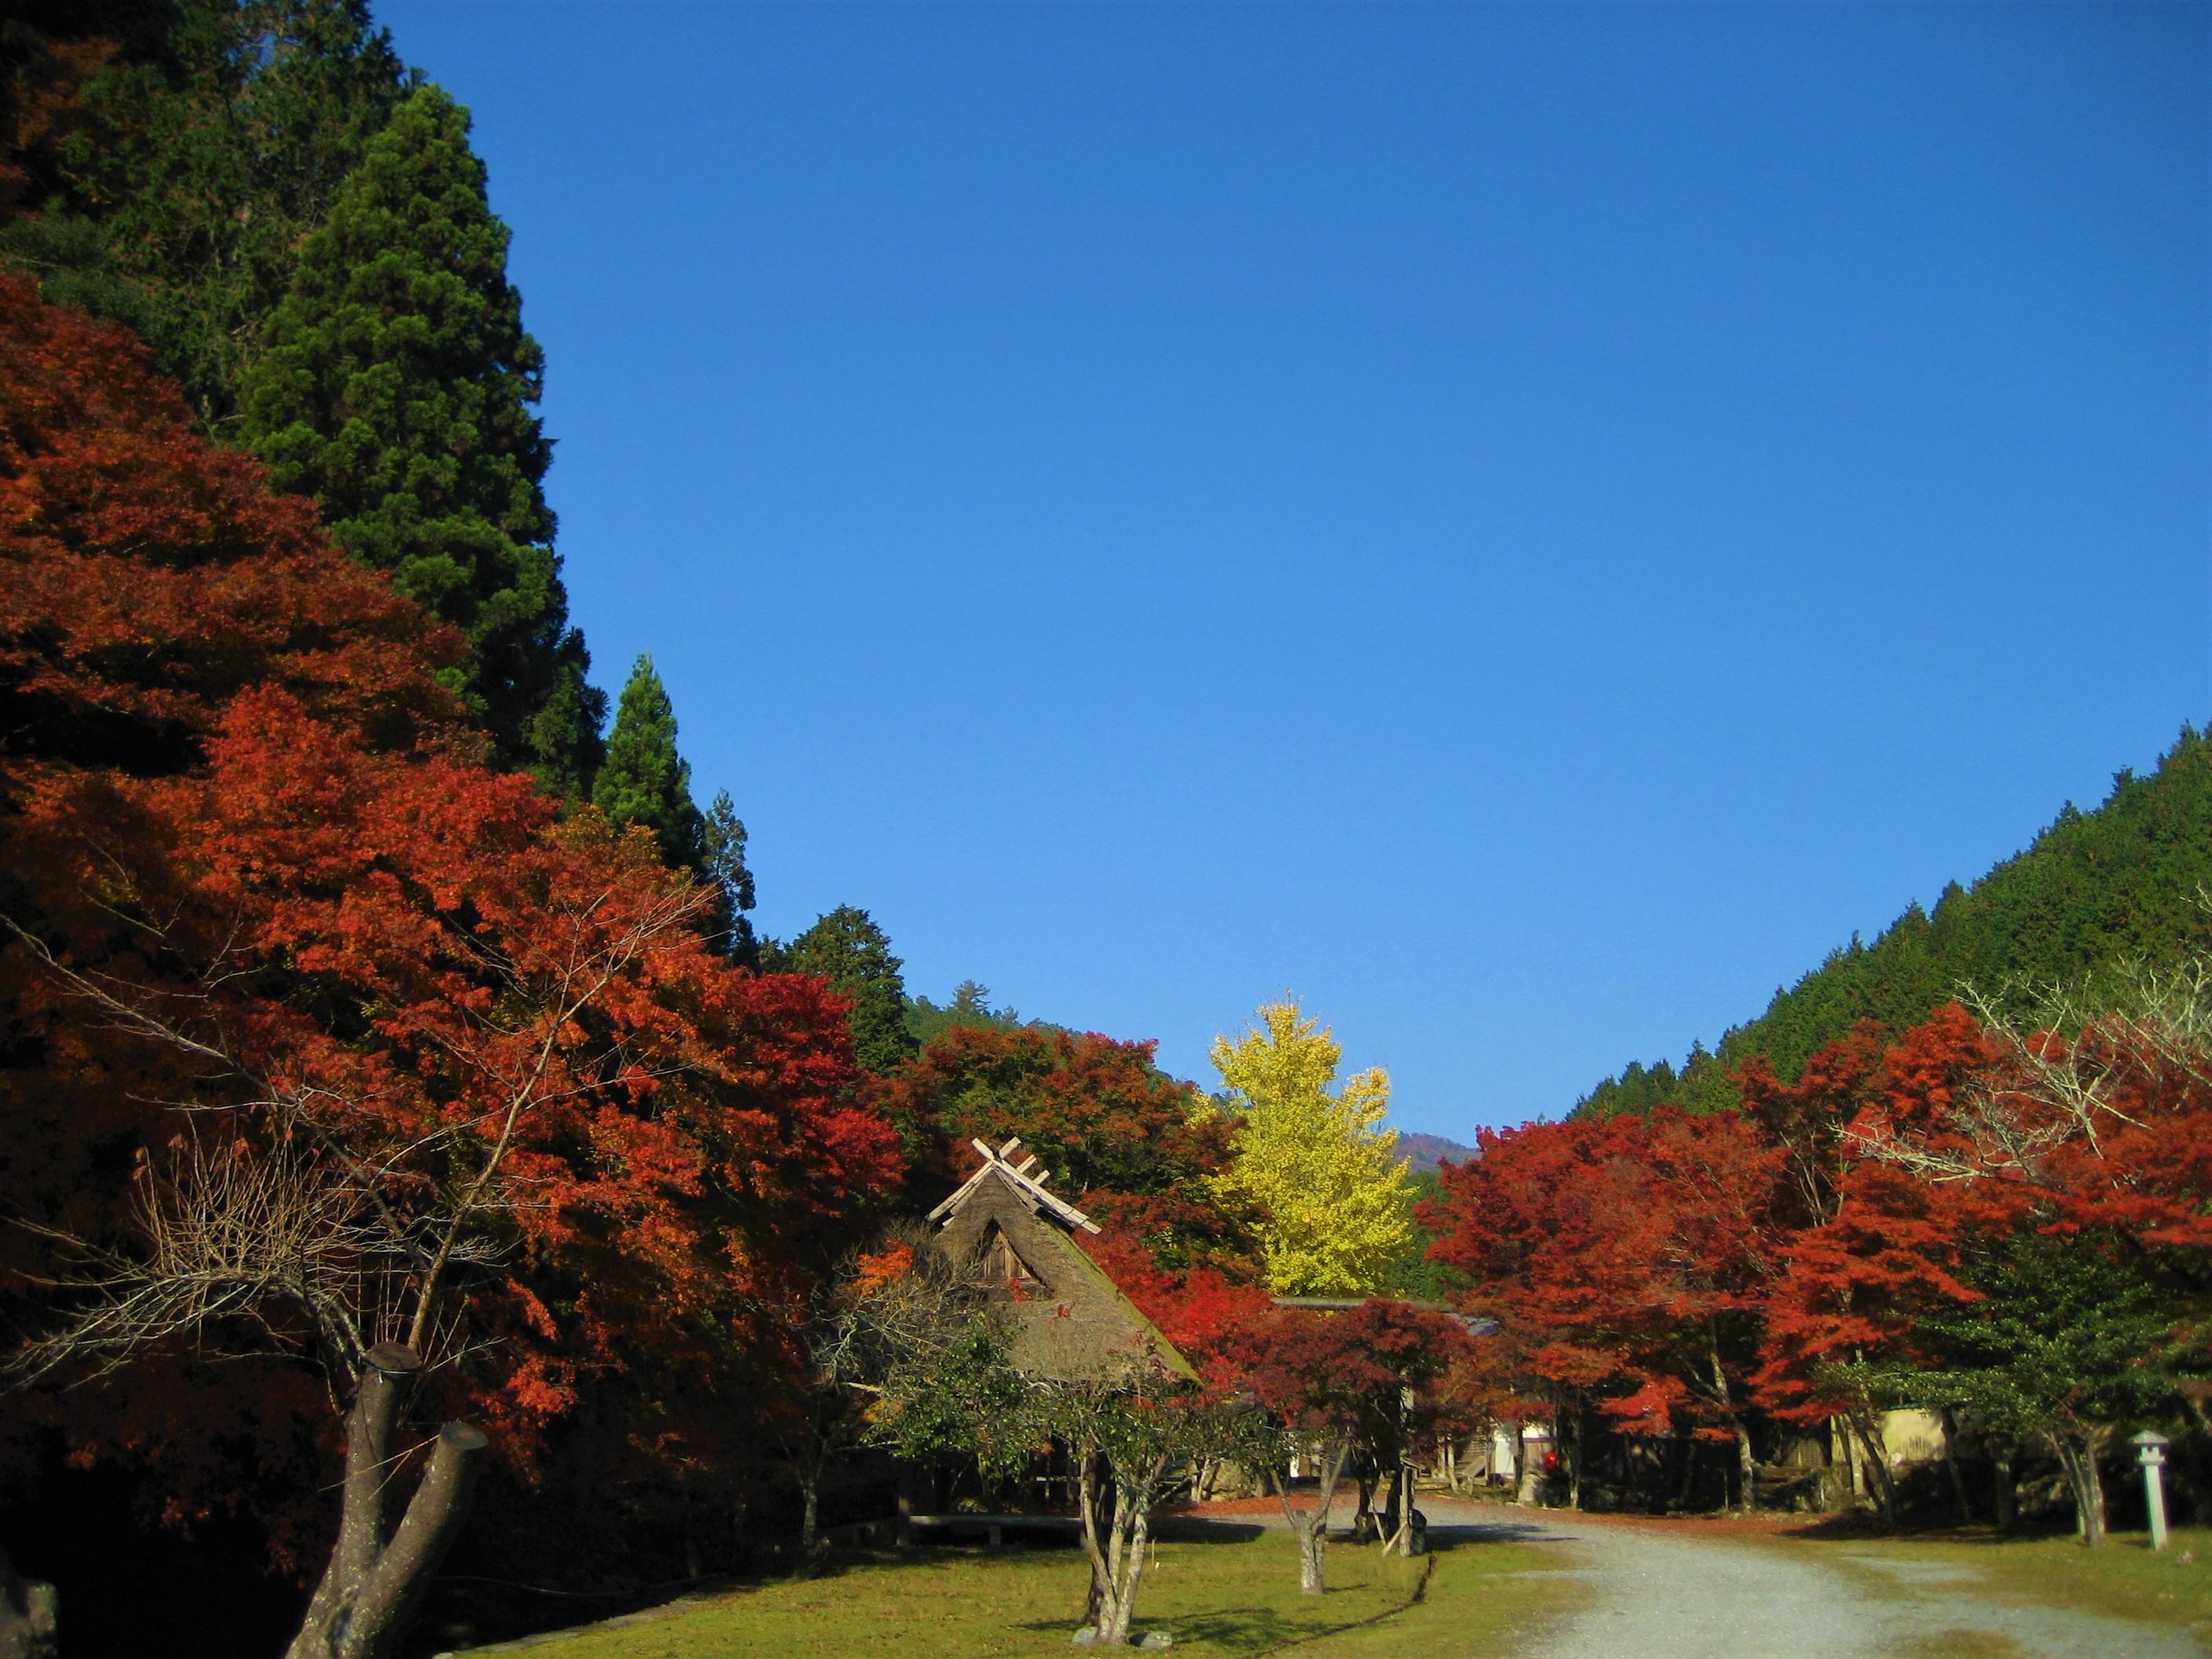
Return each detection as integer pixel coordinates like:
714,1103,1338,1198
591,656,758,960
2,0,410,427
775,907,917,1075
701,789,760,966
237,82,602,794
593,655,703,864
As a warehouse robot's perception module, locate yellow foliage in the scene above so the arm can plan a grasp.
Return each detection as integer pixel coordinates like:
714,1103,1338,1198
1210,1000,1412,1296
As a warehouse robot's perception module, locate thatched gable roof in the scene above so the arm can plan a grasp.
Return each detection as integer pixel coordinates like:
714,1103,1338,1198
930,1138,1196,1385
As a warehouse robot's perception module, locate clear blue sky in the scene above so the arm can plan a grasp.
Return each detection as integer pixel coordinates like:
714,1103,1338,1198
377,1,2207,1138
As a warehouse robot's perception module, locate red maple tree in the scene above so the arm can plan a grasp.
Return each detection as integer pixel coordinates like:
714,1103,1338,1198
873,1023,1232,1209
1214,1302,1477,1589
0,278,901,1657
1423,1108,1785,1506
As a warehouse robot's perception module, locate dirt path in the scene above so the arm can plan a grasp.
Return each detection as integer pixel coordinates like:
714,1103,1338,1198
1413,1500,2203,1659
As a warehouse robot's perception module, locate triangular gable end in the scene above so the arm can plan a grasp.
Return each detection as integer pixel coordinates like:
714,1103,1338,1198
930,1137,1196,1384
979,1218,1049,1295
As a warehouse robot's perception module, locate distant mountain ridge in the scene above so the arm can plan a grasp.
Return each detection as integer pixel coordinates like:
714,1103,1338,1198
1396,1130,1475,1173
1577,725,2212,1119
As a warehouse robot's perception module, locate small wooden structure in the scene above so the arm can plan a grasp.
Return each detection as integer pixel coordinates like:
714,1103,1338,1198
928,1137,1195,1383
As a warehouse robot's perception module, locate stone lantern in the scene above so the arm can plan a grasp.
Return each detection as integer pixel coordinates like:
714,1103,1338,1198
2130,1429,2171,1551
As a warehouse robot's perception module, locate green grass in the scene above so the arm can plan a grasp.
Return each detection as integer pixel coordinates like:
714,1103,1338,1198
487,1530,1577,1659
1807,1525,2212,1650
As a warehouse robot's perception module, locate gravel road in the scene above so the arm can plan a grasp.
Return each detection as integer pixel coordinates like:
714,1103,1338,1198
1412,1500,2204,1659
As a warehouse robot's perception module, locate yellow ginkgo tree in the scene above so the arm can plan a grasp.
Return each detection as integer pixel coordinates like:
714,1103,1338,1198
1210,1000,1413,1296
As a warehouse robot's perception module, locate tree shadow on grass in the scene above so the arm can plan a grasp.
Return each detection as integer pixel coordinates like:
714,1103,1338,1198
1426,1519,1580,1547
1013,1604,1378,1657
1155,1587,1441,1657
1152,1519,1270,1544
1161,1605,1362,1654
1772,1515,2084,1546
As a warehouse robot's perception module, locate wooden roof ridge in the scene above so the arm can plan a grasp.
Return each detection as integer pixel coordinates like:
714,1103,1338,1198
1269,1294,1498,1337
925,1136,1103,1236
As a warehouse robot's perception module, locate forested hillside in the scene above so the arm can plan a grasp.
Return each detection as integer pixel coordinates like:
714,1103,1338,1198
1578,727,2212,1116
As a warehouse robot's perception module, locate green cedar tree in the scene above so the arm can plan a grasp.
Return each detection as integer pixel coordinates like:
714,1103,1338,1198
592,655,705,865
903,978,1049,1046
702,789,760,965
774,906,918,1075
591,657,759,960
238,82,602,794
2,0,409,427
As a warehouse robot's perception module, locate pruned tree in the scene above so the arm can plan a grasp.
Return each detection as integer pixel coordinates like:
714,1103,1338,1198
1218,1302,1476,1591
1042,1376,1236,1646
861,1248,1233,1646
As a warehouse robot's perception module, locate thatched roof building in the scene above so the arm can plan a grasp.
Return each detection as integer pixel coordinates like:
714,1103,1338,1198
928,1137,1196,1384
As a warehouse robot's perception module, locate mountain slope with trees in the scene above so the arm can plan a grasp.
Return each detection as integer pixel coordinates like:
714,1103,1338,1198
1578,727,2212,1117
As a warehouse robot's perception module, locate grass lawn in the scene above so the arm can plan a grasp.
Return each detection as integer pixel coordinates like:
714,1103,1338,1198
482,1529,1577,1659
1804,1525,2212,1654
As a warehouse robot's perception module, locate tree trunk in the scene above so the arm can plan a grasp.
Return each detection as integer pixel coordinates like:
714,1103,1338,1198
1938,1408,1971,1525
1845,1412,1896,1528
1706,1329,1754,1514
1296,1521,1326,1594
1991,1440,2016,1531
1672,1436,1698,1511
2053,1430,2108,1547
799,1464,821,1557
1077,1445,1112,1631
286,1345,489,1659
1077,1445,1168,1642
1111,1487,1158,1643
1384,1385,1420,1551
1566,1403,1584,1513
1271,1435,1349,1597
1078,1445,1133,1639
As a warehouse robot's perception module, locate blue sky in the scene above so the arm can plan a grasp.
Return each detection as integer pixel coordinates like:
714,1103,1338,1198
376,1,2207,1138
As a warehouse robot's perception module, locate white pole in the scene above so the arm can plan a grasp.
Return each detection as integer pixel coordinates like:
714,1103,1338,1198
2133,1431,2170,1551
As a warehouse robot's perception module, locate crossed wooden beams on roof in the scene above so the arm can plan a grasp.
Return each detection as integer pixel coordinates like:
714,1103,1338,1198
1271,1295,1497,1337
927,1136,1103,1236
